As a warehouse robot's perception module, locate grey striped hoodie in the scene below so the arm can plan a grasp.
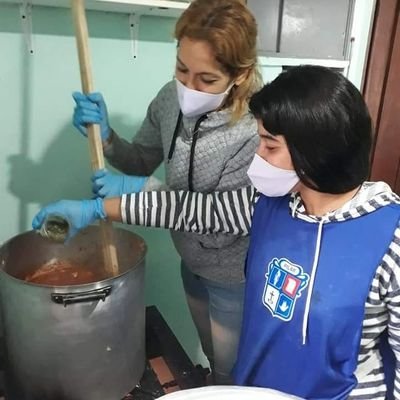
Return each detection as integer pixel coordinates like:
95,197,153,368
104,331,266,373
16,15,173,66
121,181,400,399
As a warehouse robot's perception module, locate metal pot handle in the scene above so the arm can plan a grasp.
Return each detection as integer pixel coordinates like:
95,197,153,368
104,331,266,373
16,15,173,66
51,286,112,307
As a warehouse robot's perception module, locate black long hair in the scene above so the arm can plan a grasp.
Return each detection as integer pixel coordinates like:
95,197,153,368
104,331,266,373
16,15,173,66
249,65,373,194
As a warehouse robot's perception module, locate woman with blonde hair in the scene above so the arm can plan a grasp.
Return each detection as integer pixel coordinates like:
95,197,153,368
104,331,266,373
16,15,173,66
70,0,262,384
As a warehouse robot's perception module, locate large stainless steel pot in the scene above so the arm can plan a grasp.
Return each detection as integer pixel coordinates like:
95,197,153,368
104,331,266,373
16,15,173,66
0,226,146,400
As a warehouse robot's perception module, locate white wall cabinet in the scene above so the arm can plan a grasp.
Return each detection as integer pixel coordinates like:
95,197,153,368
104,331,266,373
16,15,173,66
248,0,355,60
249,0,376,89
0,0,190,17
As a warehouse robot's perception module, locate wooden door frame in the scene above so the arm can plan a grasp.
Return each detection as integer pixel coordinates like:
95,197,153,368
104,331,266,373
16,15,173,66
363,0,400,191
363,0,399,133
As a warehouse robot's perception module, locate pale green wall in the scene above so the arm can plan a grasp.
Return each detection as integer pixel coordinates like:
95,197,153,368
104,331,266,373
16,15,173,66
0,4,206,365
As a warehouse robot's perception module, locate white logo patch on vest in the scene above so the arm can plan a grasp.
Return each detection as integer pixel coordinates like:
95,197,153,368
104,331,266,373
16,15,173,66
262,258,310,321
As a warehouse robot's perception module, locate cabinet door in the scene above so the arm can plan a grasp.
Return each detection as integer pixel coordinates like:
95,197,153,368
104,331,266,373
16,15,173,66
248,0,354,59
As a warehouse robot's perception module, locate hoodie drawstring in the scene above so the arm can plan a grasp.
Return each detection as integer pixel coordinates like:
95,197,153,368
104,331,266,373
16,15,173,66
292,196,301,218
302,218,326,345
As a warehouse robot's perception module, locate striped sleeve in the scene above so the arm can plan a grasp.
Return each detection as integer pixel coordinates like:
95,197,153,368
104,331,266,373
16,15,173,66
349,222,400,400
120,186,259,236
385,224,400,399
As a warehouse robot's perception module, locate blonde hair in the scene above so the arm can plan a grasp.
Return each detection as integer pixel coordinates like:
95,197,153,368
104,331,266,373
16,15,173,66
175,0,262,123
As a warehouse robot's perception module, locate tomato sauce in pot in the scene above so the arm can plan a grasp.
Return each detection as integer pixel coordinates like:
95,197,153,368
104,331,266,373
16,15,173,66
25,258,106,285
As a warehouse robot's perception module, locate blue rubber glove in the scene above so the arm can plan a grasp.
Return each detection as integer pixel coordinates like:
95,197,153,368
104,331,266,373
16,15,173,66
32,198,106,241
72,92,111,141
92,169,147,198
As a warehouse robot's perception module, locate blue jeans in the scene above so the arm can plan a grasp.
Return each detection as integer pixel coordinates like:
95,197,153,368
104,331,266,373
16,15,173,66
181,263,245,385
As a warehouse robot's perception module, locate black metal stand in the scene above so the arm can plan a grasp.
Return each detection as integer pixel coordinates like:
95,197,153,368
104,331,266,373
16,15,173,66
128,306,208,399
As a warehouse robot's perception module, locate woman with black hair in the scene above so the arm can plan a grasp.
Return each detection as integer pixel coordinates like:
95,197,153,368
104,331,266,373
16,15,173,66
33,66,400,399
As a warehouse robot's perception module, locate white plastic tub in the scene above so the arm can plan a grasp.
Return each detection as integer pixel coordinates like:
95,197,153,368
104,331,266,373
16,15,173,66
160,386,303,399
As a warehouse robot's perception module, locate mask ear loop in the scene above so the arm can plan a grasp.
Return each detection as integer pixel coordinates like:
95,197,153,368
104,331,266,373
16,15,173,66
224,81,236,94
219,81,236,111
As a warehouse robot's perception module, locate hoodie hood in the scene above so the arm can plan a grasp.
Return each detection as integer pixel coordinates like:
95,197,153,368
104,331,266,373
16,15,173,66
288,181,400,344
289,181,400,223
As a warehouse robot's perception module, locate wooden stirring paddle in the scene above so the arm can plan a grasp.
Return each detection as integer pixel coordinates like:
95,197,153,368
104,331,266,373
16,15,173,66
71,0,119,277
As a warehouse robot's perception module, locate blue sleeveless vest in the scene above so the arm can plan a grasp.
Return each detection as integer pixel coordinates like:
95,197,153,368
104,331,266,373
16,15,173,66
234,195,400,400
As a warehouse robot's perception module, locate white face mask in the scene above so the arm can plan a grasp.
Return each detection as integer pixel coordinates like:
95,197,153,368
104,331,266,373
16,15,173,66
247,154,300,197
176,78,234,118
